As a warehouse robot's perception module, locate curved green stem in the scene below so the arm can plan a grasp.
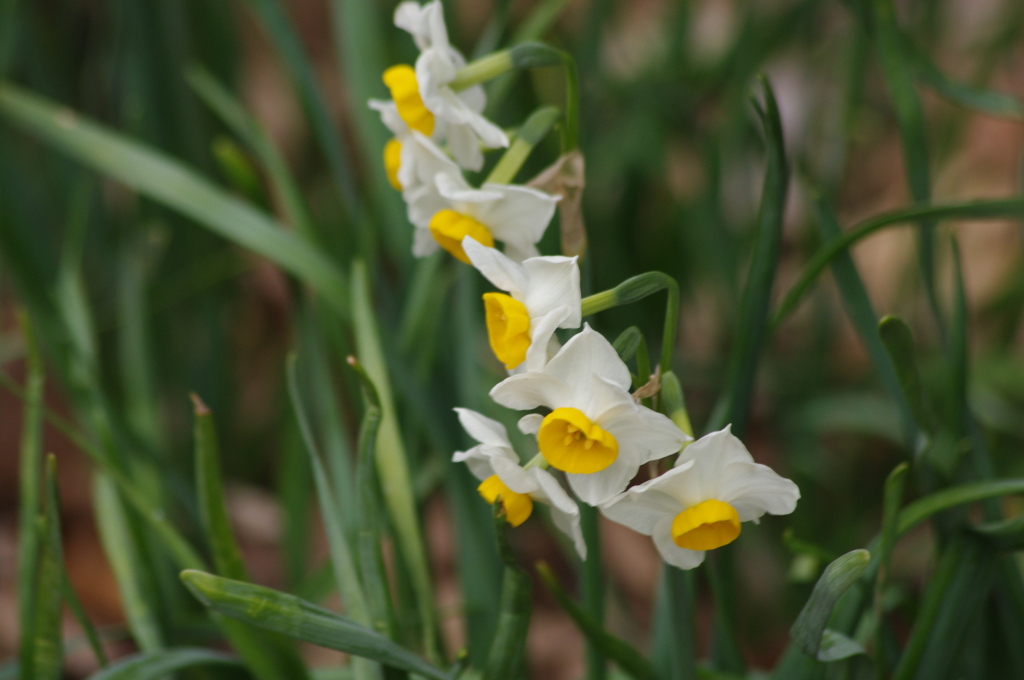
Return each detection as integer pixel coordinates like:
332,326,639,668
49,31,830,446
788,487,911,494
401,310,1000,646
485,106,561,184
772,197,1024,328
580,272,680,375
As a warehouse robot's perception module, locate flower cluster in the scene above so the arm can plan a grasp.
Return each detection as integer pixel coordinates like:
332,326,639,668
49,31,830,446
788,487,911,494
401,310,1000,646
373,1,799,569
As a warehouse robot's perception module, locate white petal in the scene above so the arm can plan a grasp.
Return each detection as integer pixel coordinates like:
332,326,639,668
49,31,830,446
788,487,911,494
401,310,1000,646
463,237,528,295
411,225,440,257
585,373,636,423
543,325,632,403
416,50,458,108
407,132,460,187
670,426,751,501
405,181,448,229
469,183,557,252
454,407,513,449
518,413,544,435
436,172,502,204
718,461,800,522
524,307,571,373
456,83,487,115
489,372,571,411
491,456,540,495
368,99,407,137
652,515,706,570
394,1,432,50
600,485,682,536
532,469,587,559
522,256,581,324
600,401,689,467
441,119,484,171
501,239,540,263
566,453,639,506
424,0,451,54
451,444,497,481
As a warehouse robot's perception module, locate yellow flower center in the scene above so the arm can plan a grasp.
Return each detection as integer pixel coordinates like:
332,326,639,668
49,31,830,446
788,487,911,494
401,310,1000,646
538,408,619,474
383,138,403,190
483,293,531,369
671,499,741,551
477,474,533,527
382,65,435,136
428,209,494,263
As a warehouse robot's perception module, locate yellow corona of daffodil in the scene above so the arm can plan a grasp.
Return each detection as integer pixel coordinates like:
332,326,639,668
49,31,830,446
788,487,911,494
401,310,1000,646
600,426,799,569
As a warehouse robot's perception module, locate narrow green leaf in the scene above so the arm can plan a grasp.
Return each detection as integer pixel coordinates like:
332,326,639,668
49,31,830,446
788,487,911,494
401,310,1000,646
580,502,608,680
868,0,941,329
192,394,248,581
911,43,1024,121
63,574,107,667
16,311,44,680
897,479,1024,535
244,0,360,228
351,261,438,657
810,193,915,445
180,571,452,680
186,65,314,239
85,649,241,680
816,630,865,663
33,456,66,680
877,316,933,436
651,567,697,680
484,507,533,680
874,463,908,676
892,535,997,680
790,549,871,659
972,514,1024,550
659,371,694,439
0,82,349,316
536,562,658,680
707,75,787,438
287,355,378,680
611,327,643,363
773,198,1024,326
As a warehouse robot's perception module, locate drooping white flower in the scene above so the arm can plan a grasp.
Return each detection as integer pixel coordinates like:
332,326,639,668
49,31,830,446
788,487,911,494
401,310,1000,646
489,325,690,505
386,1,508,171
453,408,586,558
463,236,581,372
600,426,799,570
410,171,559,263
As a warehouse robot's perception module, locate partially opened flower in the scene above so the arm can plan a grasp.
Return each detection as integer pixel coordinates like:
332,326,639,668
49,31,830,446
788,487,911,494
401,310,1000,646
385,1,508,171
600,426,799,570
367,100,457,193
453,407,586,558
463,236,581,371
413,172,558,263
490,325,690,505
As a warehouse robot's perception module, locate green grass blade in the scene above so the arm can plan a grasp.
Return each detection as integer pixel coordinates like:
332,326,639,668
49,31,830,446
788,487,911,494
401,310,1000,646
897,479,1024,535
536,562,658,680
348,358,397,640
93,475,165,652
63,574,108,667
33,456,66,680
867,0,941,330
650,567,697,680
484,507,533,680
874,463,908,676
84,649,241,680
192,394,249,581
180,571,452,680
877,316,933,436
773,198,1024,327
706,75,787,438
351,260,437,657
244,0,360,228
580,503,607,680
0,82,349,316
0,0,19,75
16,311,44,680
287,355,379,680
911,45,1024,121
185,65,315,239
789,549,871,660
892,535,997,680
810,193,916,445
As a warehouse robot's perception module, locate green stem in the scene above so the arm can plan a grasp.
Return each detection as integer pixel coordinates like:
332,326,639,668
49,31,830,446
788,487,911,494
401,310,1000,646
485,106,561,184
580,504,606,680
580,272,680,375
449,51,515,92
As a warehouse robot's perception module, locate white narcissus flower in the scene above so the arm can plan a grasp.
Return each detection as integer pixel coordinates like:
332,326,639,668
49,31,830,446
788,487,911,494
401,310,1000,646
600,426,799,570
490,325,691,505
463,236,581,372
386,1,508,172
367,100,457,194
411,171,558,263
453,408,586,559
